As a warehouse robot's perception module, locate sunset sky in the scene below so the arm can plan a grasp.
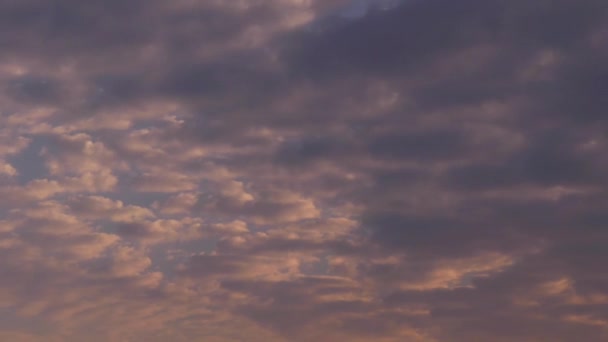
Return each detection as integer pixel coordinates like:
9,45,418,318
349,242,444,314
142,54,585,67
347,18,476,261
0,0,607,341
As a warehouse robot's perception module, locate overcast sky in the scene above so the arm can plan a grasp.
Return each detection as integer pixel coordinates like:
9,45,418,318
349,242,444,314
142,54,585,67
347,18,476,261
0,0,607,341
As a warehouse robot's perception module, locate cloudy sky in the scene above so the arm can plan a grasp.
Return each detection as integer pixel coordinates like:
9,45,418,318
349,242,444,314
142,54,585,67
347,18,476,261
0,0,607,341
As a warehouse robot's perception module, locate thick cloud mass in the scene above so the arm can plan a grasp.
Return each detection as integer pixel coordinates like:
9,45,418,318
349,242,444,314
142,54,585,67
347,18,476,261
0,0,607,341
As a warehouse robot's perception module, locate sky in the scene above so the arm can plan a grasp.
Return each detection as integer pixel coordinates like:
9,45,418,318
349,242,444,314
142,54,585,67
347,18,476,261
0,0,607,341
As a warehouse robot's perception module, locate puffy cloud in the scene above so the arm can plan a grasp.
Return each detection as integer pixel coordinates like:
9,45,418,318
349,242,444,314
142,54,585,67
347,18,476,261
66,195,155,222
115,217,203,245
154,192,199,215
0,161,17,177
40,133,125,176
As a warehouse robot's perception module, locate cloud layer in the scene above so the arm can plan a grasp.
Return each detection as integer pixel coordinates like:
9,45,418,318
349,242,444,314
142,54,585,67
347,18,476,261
0,0,607,341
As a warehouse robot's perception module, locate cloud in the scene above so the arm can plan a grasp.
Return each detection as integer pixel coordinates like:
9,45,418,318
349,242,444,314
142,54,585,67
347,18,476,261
115,218,203,245
66,195,155,222
0,0,607,340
